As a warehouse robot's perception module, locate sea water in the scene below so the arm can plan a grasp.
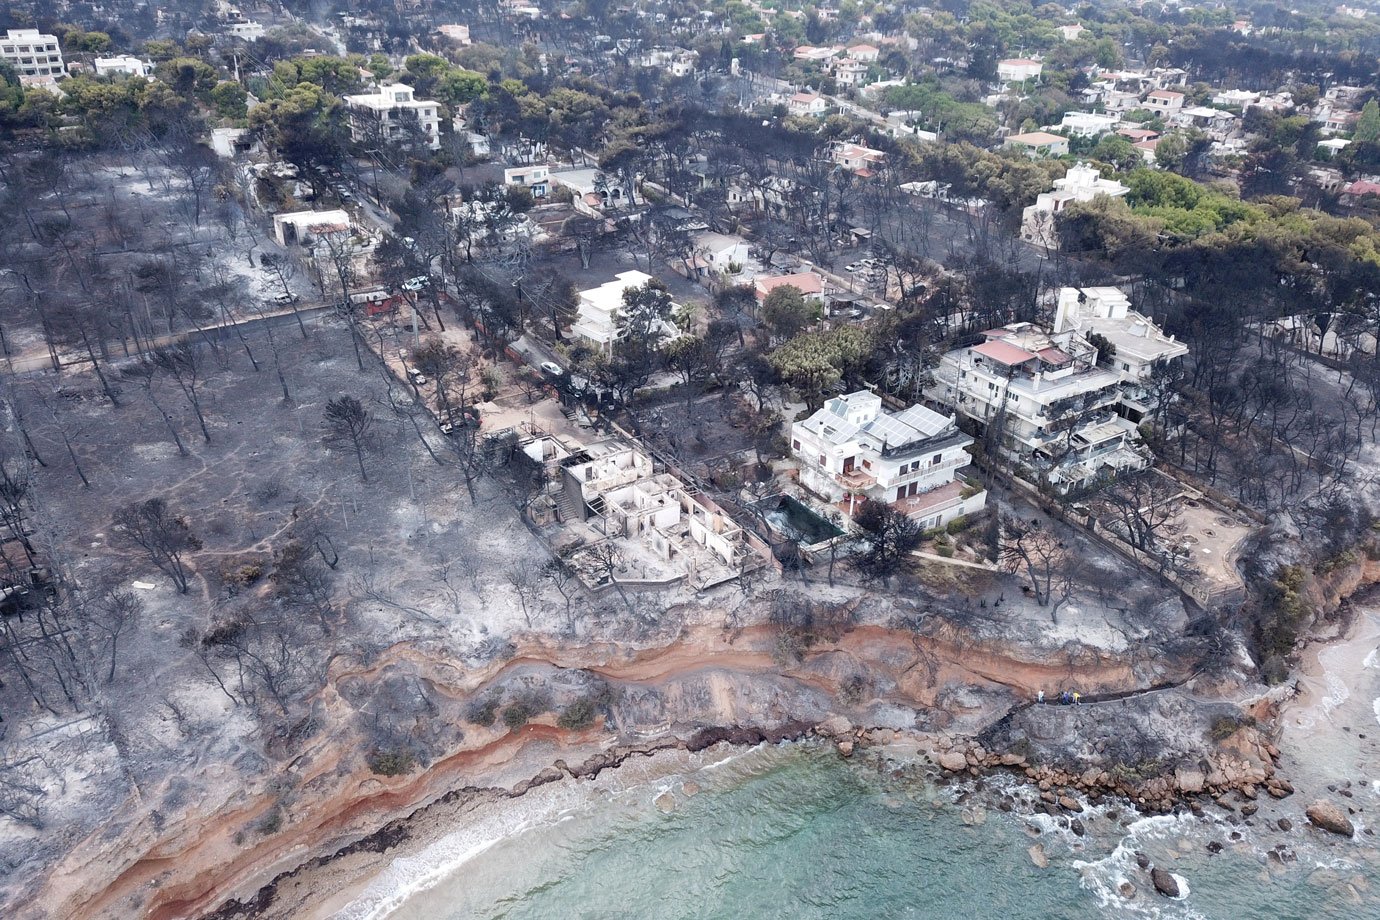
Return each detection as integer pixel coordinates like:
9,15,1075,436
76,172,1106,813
345,616,1380,920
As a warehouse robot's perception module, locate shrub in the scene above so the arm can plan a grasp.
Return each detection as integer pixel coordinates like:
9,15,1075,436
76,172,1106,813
502,702,533,729
368,750,416,776
557,697,597,730
256,810,283,836
947,514,978,534
466,696,500,726
1208,713,1252,741
935,544,955,558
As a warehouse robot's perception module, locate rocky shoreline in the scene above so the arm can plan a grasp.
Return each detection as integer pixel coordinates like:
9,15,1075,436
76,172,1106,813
209,704,1372,918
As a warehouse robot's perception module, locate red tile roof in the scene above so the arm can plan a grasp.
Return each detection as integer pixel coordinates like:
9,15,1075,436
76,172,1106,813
973,340,1037,365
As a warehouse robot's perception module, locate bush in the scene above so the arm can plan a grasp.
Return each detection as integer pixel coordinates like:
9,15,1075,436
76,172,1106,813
946,515,974,534
368,750,416,776
466,696,500,726
557,697,597,730
1208,713,1253,741
256,809,283,836
502,701,533,729
935,544,955,558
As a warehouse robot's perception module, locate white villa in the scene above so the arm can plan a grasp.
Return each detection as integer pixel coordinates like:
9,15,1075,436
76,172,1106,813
791,391,985,528
570,271,679,354
94,55,151,78
343,83,441,150
1020,162,1129,248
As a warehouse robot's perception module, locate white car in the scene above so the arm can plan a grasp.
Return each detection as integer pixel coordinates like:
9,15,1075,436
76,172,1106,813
402,275,429,292
540,361,565,376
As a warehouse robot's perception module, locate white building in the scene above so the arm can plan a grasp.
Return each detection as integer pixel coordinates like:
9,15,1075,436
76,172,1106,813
997,58,1042,83
343,83,441,150
1004,131,1069,158
1058,111,1120,138
94,55,152,78
1143,89,1185,114
1052,286,1188,420
788,92,829,117
791,391,985,528
1020,162,1129,248
1058,24,1086,41
929,324,1148,492
834,59,870,87
226,21,265,42
272,209,352,247
846,43,880,63
833,142,886,174
1,29,64,81
570,270,679,354
436,24,472,45
1212,89,1259,108
503,164,550,198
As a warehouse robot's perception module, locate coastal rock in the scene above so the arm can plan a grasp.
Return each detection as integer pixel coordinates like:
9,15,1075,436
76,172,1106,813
1059,795,1082,812
937,751,968,772
1175,769,1205,794
1135,852,1150,869
1118,881,1137,899
682,781,700,797
1151,868,1180,898
1241,803,1258,817
837,740,855,757
1278,818,1293,832
1306,801,1355,837
654,792,676,814
1028,844,1049,869
815,716,852,739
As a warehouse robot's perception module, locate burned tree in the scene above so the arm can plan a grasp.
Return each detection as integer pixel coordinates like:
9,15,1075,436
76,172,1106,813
1000,516,1068,613
850,501,922,586
322,395,374,482
112,499,199,594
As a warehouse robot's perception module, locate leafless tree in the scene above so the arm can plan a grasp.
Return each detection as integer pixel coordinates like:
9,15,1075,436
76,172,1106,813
540,556,582,633
322,395,374,482
112,498,199,594
151,344,213,443
272,540,335,629
1000,516,1067,614
506,560,543,628
88,586,143,683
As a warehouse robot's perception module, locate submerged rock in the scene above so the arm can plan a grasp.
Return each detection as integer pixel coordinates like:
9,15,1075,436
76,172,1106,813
1028,843,1049,869
1306,801,1355,837
1118,881,1137,899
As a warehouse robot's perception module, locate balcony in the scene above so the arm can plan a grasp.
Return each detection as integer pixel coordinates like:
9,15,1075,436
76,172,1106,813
835,467,876,489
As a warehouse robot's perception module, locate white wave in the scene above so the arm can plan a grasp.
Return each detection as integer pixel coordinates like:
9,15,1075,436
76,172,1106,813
1363,647,1378,669
1169,872,1191,900
1373,696,1380,729
1321,672,1350,716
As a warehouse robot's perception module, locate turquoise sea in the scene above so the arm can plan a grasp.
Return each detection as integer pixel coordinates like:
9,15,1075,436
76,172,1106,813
339,616,1380,920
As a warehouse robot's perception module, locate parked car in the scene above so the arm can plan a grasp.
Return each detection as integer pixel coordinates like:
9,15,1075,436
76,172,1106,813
540,361,565,376
402,275,429,292
271,292,300,305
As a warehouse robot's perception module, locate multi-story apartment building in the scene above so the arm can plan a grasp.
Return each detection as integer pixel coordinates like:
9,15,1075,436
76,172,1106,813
343,83,441,150
1052,286,1188,420
928,323,1145,492
791,391,986,529
1,29,65,82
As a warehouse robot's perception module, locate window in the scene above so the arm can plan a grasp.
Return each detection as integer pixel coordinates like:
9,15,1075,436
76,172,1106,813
932,453,942,465
791,439,800,451
819,454,826,466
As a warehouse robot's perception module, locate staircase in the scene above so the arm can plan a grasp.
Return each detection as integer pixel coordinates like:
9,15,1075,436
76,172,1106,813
587,494,607,517
556,488,584,522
